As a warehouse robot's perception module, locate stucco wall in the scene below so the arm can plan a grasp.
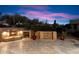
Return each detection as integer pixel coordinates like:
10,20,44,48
36,31,57,41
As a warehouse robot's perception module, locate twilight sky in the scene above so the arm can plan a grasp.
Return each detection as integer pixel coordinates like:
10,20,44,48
0,5,79,24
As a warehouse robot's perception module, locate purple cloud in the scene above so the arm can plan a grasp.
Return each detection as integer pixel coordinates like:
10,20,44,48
23,10,79,20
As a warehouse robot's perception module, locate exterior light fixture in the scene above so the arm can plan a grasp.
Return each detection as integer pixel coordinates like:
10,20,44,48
18,31,23,36
2,31,9,39
2,32,9,36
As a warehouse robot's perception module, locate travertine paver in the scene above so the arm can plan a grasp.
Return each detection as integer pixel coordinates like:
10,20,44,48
0,38,79,54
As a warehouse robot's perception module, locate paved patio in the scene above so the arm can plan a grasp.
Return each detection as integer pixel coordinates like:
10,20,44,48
0,38,79,54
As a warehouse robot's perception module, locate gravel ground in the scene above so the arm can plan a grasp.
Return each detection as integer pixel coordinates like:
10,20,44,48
0,38,79,54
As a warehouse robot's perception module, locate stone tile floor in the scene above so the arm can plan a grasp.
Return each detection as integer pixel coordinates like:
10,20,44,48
0,38,79,54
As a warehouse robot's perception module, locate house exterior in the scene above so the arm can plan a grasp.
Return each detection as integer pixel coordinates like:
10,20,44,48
0,27,57,42
0,28,24,41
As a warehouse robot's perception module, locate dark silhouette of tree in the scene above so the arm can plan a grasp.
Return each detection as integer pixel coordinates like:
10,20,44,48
2,13,79,33
0,12,2,21
54,20,56,24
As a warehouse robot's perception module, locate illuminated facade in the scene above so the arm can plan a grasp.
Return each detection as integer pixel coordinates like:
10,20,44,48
0,28,31,41
0,28,57,42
